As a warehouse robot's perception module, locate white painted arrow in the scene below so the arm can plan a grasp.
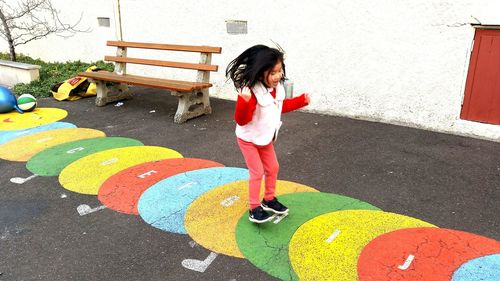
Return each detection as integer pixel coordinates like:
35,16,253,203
182,252,218,273
77,204,107,216
10,174,39,184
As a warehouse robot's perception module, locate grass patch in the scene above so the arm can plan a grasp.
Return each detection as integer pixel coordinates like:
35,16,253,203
0,53,113,98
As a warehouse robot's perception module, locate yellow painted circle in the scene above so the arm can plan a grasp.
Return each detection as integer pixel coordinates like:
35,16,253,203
185,180,318,258
288,210,436,281
0,108,68,130
0,128,105,162
59,146,182,195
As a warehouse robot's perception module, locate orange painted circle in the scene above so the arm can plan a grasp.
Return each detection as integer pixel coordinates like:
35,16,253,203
357,227,500,280
98,158,224,215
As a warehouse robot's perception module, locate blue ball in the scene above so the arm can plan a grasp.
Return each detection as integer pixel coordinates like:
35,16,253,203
0,86,23,114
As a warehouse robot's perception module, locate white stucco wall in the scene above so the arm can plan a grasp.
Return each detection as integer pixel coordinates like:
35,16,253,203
2,0,500,141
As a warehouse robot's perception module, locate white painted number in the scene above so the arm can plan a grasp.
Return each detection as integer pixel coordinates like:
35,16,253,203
100,157,118,166
137,170,158,179
30,113,41,120
36,137,53,143
398,254,415,270
15,130,30,136
325,229,341,243
178,182,196,190
272,213,288,224
66,147,85,154
220,195,240,207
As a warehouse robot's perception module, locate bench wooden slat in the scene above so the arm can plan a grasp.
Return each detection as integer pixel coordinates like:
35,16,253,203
104,56,218,72
107,41,222,54
79,71,212,92
90,40,221,123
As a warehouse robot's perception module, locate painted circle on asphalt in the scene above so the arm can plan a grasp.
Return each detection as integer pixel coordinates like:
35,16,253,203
0,122,76,145
138,167,249,234
0,108,68,130
236,192,381,280
0,128,105,162
27,137,144,176
98,158,224,215
59,146,182,195
288,210,436,281
357,227,500,281
185,181,320,258
452,254,500,281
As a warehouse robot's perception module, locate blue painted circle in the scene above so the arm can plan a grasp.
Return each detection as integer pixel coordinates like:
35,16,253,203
138,167,249,234
452,254,500,281
0,122,76,145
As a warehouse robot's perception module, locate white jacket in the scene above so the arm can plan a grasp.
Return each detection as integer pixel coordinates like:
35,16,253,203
235,82,285,145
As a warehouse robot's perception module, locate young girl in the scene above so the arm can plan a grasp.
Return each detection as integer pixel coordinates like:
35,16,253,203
226,44,310,223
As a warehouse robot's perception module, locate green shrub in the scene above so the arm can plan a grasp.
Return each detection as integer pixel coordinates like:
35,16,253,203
0,53,114,98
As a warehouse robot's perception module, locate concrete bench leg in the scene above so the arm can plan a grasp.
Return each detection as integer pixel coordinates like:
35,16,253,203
94,80,133,106
172,89,212,123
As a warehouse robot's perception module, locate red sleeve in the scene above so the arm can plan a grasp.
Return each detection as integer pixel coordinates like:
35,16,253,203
234,93,257,125
282,93,308,113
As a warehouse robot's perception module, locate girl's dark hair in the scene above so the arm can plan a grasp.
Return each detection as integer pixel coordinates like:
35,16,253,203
226,44,286,89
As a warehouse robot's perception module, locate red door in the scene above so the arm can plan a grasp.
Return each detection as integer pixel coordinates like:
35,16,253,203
460,29,500,125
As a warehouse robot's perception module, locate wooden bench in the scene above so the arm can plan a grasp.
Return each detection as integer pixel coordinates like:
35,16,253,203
78,41,222,123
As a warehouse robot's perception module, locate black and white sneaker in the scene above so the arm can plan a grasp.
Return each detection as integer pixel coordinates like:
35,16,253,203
261,197,289,215
249,206,273,224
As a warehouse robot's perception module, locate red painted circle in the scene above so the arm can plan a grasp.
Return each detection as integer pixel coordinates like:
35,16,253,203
98,158,223,214
357,227,500,281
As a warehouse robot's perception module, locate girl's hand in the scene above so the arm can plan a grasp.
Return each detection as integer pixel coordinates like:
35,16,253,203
304,93,311,105
238,86,252,102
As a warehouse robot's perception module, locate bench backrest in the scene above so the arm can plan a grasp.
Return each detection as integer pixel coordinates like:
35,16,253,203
105,40,222,83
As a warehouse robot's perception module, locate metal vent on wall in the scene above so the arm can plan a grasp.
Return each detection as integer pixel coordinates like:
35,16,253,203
226,20,247,35
98,17,111,27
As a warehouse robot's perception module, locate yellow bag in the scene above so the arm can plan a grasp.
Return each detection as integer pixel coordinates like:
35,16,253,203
51,66,98,101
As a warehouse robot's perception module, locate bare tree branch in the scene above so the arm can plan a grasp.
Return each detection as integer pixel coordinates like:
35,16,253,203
0,0,90,61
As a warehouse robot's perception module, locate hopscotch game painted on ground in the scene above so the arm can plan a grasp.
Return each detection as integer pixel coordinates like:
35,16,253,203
1,107,499,281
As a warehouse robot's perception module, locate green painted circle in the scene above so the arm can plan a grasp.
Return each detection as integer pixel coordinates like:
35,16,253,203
26,137,143,176
235,192,380,281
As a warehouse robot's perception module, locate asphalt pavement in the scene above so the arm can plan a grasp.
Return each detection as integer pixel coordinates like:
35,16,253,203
1,86,499,281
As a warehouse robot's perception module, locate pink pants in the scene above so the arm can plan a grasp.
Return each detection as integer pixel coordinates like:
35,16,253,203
237,138,279,209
